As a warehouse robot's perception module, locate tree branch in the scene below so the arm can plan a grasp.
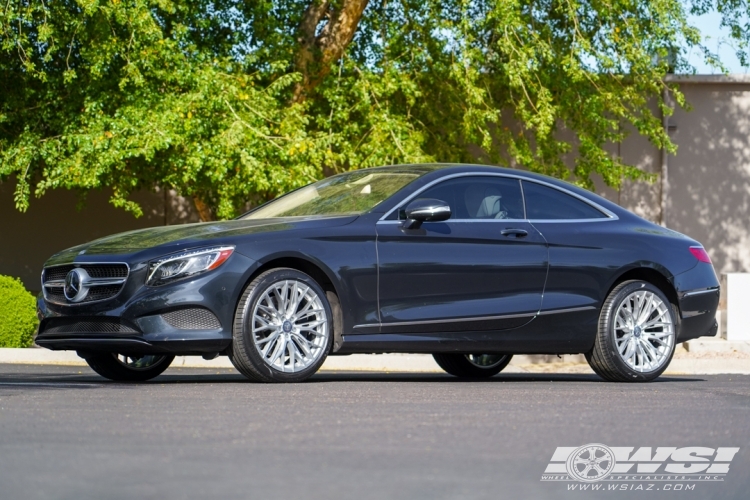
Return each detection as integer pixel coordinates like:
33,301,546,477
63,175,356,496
292,0,369,103
193,195,214,222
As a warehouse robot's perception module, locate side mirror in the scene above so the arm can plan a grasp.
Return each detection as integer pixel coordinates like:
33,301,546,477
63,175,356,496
402,198,452,229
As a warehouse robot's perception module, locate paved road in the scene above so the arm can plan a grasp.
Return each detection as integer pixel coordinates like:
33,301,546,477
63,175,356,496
0,364,748,500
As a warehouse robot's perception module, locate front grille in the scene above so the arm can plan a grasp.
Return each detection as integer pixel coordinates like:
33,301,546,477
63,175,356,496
44,265,75,282
86,285,124,302
43,264,128,282
82,266,129,279
45,288,67,303
162,308,221,330
42,318,138,334
42,263,129,305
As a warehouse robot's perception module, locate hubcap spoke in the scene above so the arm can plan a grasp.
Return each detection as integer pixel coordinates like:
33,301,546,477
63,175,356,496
649,336,669,347
259,331,281,350
291,332,315,357
251,279,329,373
617,336,631,354
297,319,327,331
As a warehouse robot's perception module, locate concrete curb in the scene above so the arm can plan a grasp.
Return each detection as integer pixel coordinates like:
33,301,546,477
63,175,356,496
1,348,748,375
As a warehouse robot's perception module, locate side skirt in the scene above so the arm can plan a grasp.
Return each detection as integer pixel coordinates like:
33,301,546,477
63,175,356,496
338,309,598,355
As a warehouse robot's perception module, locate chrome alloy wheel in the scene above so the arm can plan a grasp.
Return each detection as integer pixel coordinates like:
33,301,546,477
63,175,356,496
251,279,329,373
112,354,169,370
464,354,508,369
614,290,675,372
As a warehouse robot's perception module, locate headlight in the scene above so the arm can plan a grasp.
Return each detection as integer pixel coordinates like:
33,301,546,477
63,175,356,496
146,246,235,286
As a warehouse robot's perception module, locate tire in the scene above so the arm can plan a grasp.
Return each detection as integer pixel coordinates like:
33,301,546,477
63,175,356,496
586,280,678,382
229,268,333,383
433,353,513,378
85,353,174,382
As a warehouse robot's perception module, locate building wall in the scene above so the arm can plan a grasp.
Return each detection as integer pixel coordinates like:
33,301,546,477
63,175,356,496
666,81,750,275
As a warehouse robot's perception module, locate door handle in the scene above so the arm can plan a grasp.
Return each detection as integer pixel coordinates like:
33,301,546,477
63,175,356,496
501,228,528,238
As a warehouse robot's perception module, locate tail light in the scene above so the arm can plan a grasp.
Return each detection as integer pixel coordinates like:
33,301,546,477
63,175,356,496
689,246,712,264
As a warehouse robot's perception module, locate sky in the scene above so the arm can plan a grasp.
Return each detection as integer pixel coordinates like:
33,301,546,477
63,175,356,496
685,12,749,74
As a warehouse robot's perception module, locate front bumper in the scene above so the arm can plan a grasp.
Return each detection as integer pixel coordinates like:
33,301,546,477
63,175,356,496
35,253,257,355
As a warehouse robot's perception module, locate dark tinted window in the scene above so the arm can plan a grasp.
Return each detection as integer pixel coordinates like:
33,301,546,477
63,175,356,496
412,176,525,220
522,181,606,220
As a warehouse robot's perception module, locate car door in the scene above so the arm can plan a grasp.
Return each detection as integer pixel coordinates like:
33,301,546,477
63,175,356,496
521,179,617,316
375,174,549,334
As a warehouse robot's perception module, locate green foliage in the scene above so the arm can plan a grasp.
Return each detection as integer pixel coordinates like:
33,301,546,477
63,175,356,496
0,276,38,348
0,0,746,218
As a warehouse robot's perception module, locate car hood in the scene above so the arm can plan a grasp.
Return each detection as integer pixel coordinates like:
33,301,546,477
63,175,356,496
45,216,358,266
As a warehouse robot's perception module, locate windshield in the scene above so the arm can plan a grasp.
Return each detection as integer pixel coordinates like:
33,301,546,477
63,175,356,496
241,170,421,219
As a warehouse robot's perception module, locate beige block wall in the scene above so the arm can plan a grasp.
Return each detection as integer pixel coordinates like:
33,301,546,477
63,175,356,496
666,83,750,274
618,128,661,223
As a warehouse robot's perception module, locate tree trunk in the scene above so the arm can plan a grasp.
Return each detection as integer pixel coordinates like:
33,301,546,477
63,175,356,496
192,195,214,222
292,0,370,103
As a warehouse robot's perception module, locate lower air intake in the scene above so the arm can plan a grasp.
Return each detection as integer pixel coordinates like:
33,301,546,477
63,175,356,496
43,318,138,334
161,308,221,330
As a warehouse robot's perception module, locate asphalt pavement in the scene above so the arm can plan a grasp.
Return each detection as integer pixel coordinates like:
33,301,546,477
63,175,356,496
0,364,748,500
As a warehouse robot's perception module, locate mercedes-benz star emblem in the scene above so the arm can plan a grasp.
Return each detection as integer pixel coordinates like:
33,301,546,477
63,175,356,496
64,268,90,303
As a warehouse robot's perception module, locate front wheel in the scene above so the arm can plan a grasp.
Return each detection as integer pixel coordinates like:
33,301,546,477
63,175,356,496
433,353,513,378
229,268,333,383
85,353,174,382
586,280,677,382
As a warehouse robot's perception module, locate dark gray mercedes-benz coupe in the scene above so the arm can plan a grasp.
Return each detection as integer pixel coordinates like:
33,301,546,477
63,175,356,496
36,164,720,383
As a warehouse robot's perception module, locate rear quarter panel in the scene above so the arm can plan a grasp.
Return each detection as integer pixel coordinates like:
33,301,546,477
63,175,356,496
533,217,701,313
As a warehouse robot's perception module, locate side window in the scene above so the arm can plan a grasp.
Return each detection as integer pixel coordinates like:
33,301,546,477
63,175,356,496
522,181,606,220
410,176,525,220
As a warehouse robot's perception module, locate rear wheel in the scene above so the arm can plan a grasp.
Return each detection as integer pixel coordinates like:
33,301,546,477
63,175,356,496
433,353,513,378
586,280,677,382
85,353,174,382
229,268,333,383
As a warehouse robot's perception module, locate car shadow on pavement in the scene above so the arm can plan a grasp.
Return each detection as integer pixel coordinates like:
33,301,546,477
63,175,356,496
0,366,706,386
306,372,704,384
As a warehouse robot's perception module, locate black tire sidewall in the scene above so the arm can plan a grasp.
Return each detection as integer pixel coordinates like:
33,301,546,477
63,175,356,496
601,281,677,381
233,268,333,383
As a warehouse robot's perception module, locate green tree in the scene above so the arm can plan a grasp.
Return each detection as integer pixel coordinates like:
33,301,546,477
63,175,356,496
1,0,747,220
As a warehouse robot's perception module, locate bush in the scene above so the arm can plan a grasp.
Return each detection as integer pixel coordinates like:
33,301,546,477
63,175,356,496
0,276,38,348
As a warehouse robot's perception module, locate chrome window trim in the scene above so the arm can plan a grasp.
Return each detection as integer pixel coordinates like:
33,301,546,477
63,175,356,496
42,262,131,306
377,172,618,223
519,178,528,219
376,218,529,225
522,218,617,224
352,306,598,330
